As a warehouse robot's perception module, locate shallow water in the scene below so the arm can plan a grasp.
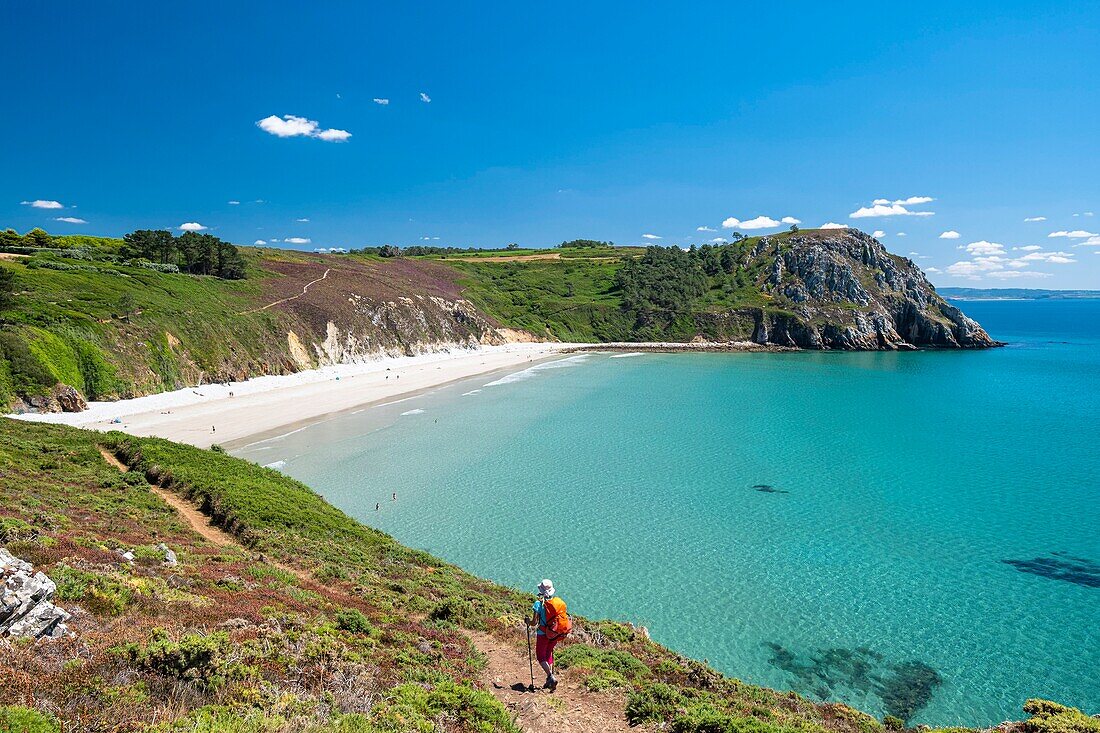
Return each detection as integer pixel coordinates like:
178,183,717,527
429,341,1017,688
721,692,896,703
235,300,1100,725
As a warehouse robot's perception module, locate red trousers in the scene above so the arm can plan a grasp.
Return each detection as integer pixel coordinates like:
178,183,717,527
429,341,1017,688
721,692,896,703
535,633,560,665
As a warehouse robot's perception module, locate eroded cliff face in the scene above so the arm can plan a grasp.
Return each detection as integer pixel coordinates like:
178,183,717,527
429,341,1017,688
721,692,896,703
301,294,512,366
742,230,997,350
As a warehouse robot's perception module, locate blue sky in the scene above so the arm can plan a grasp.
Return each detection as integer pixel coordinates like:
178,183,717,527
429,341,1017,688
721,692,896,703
2,2,1098,287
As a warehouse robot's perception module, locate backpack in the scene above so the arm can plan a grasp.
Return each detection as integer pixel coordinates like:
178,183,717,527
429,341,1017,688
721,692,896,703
542,596,572,639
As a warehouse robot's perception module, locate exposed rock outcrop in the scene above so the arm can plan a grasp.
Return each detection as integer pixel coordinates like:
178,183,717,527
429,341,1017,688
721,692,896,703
744,229,998,350
1,548,72,639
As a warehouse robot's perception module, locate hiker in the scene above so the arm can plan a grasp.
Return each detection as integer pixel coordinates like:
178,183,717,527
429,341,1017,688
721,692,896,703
375,502,380,511
392,492,397,501
526,578,571,691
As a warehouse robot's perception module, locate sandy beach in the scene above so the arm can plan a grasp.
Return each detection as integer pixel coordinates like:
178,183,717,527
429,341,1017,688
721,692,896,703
10,343,576,448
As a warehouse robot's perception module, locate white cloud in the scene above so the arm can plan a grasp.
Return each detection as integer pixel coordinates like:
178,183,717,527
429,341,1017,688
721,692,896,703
850,201,935,218
1023,216,1046,222
874,196,934,205
1048,230,1097,238
419,92,431,103
896,232,907,237
722,216,780,230
54,216,87,224
420,236,440,240
1072,212,1094,217
709,237,727,243
696,226,715,232
372,98,390,105
285,237,311,244
296,218,310,222
270,238,280,242
178,222,207,231
21,199,64,209
987,270,1051,279
781,216,801,225
228,200,240,205
819,222,848,229
256,114,351,142
946,241,1076,280
939,230,960,239
1074,236,1100,247
317,127,351,142
1016,250,1076,264
254,239,266,245
908,251,920,256
872,230,886,238
925,267,942,274
945,261,983,279
964,240,1005,255
642,234,662,240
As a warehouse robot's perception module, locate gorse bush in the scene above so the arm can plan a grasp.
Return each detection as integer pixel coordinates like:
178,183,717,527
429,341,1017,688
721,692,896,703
334,608,373,635
119,629,233,688
1020,700,1100,733
0,706,60,733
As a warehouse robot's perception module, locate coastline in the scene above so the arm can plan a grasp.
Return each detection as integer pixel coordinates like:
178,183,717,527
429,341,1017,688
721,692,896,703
8,343,579,448
5,337,986,449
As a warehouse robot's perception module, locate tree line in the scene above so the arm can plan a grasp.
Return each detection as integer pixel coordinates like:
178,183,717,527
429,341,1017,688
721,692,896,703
1,227,247,280
615,242,754,318
121,230,246,279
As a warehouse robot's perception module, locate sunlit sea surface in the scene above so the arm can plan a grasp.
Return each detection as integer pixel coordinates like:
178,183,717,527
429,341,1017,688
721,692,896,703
235,299,1100,726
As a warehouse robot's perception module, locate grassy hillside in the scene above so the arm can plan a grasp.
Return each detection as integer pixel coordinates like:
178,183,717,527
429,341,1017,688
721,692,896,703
0,233,500,411
435,239,775,342
2,420,1096,732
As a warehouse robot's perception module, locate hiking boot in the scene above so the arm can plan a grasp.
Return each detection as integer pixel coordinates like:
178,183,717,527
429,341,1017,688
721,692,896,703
544,675,558,691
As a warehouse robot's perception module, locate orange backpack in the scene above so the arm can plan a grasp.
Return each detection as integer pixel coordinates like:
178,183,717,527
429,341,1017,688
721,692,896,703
542,597,572,639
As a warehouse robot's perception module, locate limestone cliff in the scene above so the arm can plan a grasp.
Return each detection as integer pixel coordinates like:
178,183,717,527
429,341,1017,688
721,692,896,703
742,229,997,350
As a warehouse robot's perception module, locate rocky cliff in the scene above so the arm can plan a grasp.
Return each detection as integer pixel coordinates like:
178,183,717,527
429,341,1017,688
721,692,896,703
743,229,997,349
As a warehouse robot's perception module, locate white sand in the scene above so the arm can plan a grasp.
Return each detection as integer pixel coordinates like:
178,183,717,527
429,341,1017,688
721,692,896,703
10,343,578,448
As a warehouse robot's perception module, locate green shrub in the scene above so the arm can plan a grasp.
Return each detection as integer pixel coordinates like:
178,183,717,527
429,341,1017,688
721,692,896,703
0,706,60,733
626,682,686,725
371,680,518,732
884,715,905,730
120,629,233,688
1021,699,1100,733
52,564,134,615
671,712,783,733
334,608,373,635
427,597,477,626
584,667,629,691
0,330,55,396
0,516,35,542
554,643,649,678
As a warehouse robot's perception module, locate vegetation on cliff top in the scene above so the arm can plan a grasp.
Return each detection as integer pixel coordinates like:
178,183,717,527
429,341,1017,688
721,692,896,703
1,419,1094,731
0,226,989,412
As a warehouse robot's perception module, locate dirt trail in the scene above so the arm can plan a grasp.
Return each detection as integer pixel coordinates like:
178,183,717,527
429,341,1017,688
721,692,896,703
98,447,234,546
97,446,320,584
465,629,637,733
239,266,331,315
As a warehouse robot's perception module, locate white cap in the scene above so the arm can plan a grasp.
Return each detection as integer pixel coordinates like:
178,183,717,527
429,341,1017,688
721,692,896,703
537,579,555,598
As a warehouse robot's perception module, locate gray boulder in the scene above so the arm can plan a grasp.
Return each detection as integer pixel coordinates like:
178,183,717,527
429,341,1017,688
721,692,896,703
1,547,72,639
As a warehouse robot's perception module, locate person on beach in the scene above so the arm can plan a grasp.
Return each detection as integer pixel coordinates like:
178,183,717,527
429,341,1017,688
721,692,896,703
392,492,397,501
526,579,572,691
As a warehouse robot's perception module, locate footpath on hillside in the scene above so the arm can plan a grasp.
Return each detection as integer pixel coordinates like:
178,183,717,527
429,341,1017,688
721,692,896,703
95,446,637,733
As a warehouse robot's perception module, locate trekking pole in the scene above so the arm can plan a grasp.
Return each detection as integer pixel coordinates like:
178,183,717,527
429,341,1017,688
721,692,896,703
526,623,536,692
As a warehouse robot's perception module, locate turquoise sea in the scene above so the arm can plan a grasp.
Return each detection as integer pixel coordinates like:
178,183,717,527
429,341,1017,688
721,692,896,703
234,300,1100,726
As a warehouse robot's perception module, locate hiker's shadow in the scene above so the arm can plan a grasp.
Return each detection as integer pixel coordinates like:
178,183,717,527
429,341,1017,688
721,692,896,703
510,683,535,693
